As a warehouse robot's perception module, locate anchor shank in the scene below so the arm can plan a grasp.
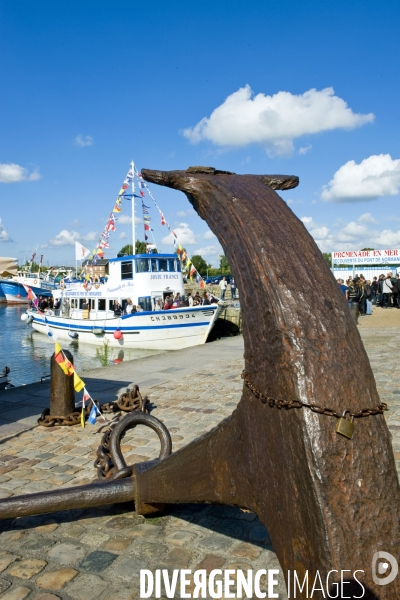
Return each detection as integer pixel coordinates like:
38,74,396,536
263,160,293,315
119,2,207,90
0,478,136,521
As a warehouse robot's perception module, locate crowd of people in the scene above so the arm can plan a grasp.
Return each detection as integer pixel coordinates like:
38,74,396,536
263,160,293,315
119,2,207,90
337,271,400,315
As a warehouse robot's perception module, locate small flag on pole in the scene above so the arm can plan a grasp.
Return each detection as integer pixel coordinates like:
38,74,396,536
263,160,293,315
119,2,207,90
88,403,102,425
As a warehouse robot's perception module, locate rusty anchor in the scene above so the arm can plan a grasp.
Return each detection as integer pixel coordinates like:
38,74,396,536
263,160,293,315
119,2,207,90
0,167,399,599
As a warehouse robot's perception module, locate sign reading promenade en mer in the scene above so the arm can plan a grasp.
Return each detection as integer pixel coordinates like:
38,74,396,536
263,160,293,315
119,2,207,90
332,248,400,265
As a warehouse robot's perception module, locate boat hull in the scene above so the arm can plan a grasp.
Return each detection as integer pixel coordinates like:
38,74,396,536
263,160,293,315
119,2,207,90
29,305,221,350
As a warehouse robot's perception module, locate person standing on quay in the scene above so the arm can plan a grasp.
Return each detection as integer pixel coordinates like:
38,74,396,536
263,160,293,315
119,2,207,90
219,276,228,300
230,277,236,300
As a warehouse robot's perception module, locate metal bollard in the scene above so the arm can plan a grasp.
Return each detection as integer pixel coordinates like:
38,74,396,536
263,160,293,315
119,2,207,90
50,349,75,416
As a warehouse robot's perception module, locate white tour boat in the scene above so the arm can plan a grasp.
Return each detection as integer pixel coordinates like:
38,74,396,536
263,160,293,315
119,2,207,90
23,162,221,349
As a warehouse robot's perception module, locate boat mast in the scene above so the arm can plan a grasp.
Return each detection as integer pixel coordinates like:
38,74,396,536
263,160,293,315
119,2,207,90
131,160,136,255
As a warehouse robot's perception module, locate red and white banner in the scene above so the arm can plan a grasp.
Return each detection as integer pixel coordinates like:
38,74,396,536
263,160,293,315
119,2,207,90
332,249,400,265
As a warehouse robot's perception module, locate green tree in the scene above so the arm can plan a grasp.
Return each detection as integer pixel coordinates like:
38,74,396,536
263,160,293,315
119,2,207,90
118,240,149,256
360,248,374,251
191,255,209,276
219,255,231,274
322,253,332,268
23,260,44,273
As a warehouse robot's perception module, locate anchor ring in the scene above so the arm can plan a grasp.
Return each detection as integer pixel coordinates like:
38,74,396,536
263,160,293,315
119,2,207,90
108,413,172,478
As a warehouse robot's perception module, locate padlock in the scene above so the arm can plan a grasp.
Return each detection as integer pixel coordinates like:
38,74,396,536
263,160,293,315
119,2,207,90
336,410,354,440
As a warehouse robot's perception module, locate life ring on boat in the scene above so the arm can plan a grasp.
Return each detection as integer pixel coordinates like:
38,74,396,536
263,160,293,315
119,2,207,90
60,279,65,289
93,275,100,289
33,279,38,285
86,281,93,291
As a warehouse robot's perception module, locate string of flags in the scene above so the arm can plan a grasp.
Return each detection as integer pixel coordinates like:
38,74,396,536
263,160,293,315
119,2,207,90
136,170,177,248
79,162,208,288
84,166,133,272
135,169,207,287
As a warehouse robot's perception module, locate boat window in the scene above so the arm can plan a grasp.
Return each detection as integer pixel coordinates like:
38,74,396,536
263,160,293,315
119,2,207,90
79,298,88,309
176,260,181,272
98,299,106,311
121,260,133,280
158,258,168,272
90,299,96,310
150,258,158,272
109,299,118,311
167,258,176,272
70,299,77,308
138,296,152,312
136,258,150,273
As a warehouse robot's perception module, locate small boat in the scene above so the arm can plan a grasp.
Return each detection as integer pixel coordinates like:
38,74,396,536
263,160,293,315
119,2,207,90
22,161,221,349
0,264,70,305
0,257,18,304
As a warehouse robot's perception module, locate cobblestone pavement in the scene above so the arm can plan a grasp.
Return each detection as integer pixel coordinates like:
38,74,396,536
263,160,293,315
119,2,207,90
0,313,398,599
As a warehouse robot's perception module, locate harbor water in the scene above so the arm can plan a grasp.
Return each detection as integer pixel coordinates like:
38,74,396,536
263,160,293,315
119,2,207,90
0,305,164,387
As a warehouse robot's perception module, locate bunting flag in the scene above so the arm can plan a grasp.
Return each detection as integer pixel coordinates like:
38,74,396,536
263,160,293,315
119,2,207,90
113,204,122,213
54,342,73,375
189,265,196,278
199,279,206,289
88,403,103,425
73,371,85,393
45,316,58,340
40,255,43,264
139,190,145,197
22,284,36,301
81,405,85,428
160,212,166,225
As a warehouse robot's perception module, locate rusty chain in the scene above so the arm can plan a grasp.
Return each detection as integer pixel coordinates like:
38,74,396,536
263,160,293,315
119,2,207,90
241,370,388,420
100,385,149,415
38,384,149,427
38,405,92,427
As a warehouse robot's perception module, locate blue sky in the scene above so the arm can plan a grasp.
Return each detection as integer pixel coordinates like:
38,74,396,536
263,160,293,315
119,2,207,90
1,0,399,267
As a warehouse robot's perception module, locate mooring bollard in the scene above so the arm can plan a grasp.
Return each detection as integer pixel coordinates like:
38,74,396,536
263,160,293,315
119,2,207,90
50,348,75,415
37,349,79,426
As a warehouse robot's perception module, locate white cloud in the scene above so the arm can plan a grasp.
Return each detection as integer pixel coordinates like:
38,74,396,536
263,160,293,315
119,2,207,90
299,212,400,253
204,230,216,240
83,231,97,241
301,217,329,242
375,229,400,246
321,154,400,202
116,215,131,224
0,218,11,241
0,163,41,183
298,144,312,155
183,85,374,156
74,134,93,147
48,230,81,246
193,245,221,256
47,229,97,247
119,232,127,239
358,212,377,224
161,223,196,245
